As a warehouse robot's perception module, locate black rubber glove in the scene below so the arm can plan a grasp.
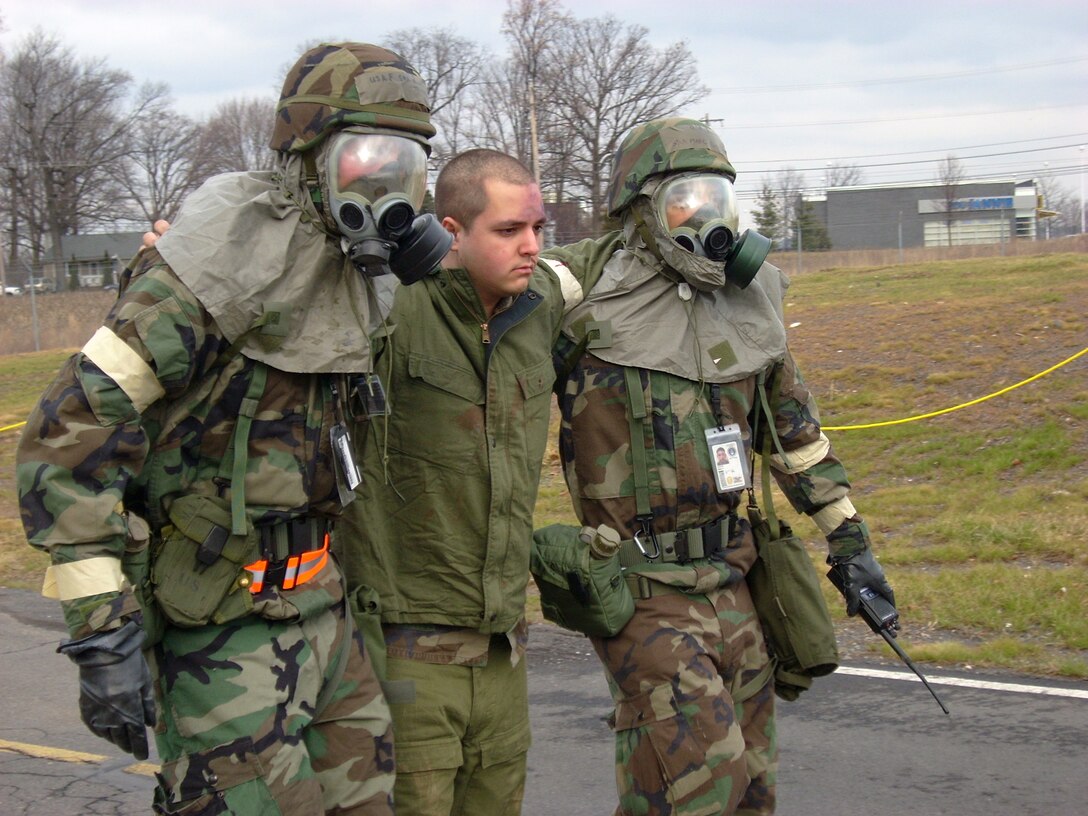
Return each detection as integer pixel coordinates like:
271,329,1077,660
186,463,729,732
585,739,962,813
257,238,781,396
828,548,897,620
58,619,156,760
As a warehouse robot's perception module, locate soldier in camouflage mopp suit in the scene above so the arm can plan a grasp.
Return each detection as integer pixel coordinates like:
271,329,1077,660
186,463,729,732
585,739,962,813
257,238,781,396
16,42,450,815
542,118,897,815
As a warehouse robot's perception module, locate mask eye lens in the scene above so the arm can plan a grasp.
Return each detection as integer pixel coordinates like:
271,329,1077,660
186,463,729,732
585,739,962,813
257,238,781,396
328,133,429,211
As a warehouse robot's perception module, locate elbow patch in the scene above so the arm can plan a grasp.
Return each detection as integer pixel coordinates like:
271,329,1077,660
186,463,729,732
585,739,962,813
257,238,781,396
42,556,125,601
812,497,857,535
81,326,165,414
539,258,585,313
770,433,831,475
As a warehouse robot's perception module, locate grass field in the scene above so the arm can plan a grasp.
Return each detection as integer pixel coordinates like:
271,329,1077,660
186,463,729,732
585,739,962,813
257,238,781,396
2,253,1086,677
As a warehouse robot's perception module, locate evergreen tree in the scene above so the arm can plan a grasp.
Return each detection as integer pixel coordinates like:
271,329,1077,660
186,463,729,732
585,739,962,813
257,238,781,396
751,183,781,246
795,200,831,251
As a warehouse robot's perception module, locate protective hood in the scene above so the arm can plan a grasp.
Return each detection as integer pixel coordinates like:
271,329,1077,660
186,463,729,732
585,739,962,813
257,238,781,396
560,230,789,384
154,154,397,374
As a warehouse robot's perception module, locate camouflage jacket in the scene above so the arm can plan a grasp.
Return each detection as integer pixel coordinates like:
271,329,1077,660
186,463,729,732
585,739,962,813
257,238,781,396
337,261,586,636
16,249,350,639
546,234,870,587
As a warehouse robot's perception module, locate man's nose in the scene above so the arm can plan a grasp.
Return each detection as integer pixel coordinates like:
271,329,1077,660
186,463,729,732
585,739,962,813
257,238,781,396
521,227,540,256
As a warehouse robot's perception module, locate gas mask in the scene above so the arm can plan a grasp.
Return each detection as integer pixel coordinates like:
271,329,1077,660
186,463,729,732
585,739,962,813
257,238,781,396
325,131,451,284
654,172,770,289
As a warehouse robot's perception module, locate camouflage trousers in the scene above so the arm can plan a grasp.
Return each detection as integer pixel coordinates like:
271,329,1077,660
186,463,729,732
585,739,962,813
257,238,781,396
147,598,395,815
590,578,777,816
384,636,531,816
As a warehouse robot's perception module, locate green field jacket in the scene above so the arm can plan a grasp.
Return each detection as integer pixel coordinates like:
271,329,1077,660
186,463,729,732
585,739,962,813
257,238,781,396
338,261,587,635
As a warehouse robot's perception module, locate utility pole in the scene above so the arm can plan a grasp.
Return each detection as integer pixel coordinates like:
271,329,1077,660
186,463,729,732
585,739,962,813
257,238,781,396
699,114,724,128
528,78,541,184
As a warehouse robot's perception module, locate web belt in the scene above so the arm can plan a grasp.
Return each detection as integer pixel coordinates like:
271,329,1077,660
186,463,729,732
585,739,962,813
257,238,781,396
617,514,736,568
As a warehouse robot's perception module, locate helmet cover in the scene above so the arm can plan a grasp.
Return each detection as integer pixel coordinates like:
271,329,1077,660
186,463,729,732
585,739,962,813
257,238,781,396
271,42,435,154
606,117,736,216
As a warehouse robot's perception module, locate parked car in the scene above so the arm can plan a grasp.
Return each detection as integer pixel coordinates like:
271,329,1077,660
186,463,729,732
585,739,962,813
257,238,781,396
29,277,55,294
3,284,22,296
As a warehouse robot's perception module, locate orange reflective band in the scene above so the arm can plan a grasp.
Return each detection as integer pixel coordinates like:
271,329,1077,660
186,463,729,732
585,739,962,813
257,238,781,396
293,538,330,588
244,561,267,594
243,533,330,595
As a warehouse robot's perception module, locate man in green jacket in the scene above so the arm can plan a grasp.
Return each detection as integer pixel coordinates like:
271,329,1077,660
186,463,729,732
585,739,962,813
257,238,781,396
337,148,588,815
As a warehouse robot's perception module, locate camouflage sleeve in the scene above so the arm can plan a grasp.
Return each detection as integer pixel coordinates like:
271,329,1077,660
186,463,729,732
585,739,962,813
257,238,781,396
763,350,870,558
16,251,230,637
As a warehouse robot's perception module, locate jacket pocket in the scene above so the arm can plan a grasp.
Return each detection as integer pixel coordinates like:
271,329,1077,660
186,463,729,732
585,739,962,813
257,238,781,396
153,737,283,815
408,353,484,403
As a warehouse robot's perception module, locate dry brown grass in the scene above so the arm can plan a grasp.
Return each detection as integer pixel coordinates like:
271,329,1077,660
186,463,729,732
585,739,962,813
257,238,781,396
0,291,116,355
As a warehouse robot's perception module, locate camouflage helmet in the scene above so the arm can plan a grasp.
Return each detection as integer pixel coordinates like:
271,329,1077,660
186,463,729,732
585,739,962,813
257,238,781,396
271,42,435,154
606,117,736,216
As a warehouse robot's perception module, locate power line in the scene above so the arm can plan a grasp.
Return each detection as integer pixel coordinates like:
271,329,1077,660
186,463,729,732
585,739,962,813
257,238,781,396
745,143,1086,175
741,133,1088,165
707,56,1088,94
732,163,1085,201
717,102,1086,130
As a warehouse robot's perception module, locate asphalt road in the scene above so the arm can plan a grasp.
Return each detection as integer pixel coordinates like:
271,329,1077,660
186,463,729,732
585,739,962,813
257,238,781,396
2,587,1086,815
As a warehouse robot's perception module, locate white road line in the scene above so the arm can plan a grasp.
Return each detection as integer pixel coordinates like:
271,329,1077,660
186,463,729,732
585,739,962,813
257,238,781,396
838,665,1088,699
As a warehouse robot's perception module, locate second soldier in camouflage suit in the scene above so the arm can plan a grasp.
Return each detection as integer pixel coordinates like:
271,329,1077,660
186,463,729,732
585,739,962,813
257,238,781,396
16,43,447,815
542,118,897,815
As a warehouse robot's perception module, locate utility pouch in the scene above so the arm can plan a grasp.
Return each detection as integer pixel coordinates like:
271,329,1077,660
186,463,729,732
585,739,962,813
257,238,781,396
745,365,839,701
746,504,839,701
530,524,635,638
151,495,257,628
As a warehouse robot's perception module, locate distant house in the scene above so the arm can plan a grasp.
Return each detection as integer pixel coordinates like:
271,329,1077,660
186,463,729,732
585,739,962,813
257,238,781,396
47,232,145,288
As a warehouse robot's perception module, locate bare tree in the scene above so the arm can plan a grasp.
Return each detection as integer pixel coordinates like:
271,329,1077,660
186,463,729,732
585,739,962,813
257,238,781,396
467,58,536,160
190,96,278,177
116,102,203,224
0,30,167,285
827,163,864,188
501,0,570,180
539,16,709,230
1035,177,1078,239
385,27,491,166
936,153,965,245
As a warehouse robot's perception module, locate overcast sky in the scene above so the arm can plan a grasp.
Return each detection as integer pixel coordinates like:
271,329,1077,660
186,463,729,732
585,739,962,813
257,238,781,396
2,0,1086,213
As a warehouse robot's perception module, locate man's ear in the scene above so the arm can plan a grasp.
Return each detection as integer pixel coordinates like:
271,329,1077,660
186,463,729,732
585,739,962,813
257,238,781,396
441,216,461,251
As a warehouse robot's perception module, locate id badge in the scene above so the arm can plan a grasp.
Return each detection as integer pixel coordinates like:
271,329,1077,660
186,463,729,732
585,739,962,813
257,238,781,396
705,424,749,493
331,423,361,505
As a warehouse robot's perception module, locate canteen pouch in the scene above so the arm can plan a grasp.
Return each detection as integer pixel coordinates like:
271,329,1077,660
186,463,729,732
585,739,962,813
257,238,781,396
151,495,257,627
746,505,839,701
530,524,635,637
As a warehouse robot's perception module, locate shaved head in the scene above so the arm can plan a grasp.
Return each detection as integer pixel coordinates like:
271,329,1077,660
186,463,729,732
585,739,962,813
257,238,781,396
435,149,536,229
